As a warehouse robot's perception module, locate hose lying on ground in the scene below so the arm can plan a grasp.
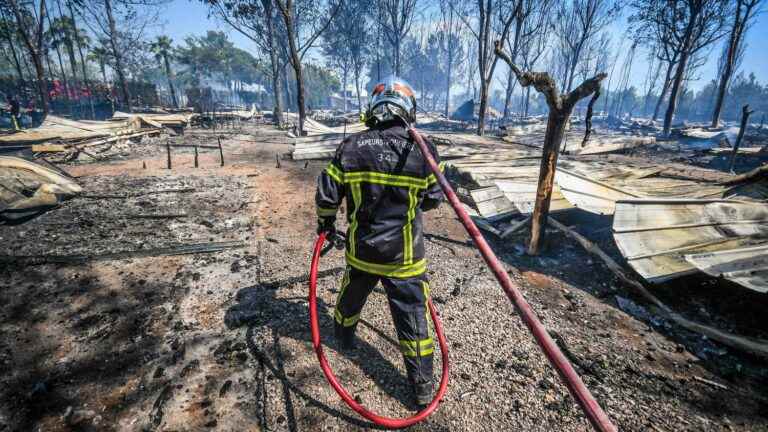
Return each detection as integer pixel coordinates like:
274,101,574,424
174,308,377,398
309,231,450,429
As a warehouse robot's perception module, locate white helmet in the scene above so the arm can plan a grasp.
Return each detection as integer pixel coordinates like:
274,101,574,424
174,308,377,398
365,77,416,126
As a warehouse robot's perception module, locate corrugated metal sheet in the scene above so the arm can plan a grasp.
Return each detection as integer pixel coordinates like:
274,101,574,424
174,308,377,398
555,161,728,215
555,167,638,214
685,244,768,293
613,199,768,283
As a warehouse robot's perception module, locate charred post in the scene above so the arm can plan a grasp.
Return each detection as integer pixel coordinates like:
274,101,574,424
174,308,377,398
729,104,755,173
218,136,224,167
581,87,602,148
166,139,172,170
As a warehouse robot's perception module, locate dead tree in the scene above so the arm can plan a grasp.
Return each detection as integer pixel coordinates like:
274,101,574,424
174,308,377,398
378,0,418,76
274,0,342,135
459,0,517,136
500,0,552,121
632,0,728,136
640,50,661,117
609,41,638,118
581,87,601,147
494,40,606,255
710,0,761,128
438,0,465,118
553,0,618,94
729,104,754,173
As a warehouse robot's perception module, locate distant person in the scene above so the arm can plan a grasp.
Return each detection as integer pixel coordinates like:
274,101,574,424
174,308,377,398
8,96,20,131
314,77,444,407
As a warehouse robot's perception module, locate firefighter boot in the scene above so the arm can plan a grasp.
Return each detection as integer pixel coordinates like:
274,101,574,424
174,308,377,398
414,381,433,408
334,321,357,351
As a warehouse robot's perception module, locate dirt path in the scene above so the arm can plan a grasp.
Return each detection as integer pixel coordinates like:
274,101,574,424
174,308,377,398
1,124,766,431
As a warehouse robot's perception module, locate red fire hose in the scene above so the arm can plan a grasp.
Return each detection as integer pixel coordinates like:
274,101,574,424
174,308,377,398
309,231,450,429
407,127,617,432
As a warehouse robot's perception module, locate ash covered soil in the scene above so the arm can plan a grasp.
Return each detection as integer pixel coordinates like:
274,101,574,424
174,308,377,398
1,124,767,431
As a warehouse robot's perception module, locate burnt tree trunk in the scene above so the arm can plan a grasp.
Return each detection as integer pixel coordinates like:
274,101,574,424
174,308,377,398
652,61,674,121
711,0,756,128
68,1,96,119
476,0,492,136
261,0,284,126
286,29,306,135
444,26,453,118
163,54,178,108
341,67,348,113
729,104,754,173
530,109,570,252
502,15,523,120
354,65,363,116
104,0,131,112
581,87,601,147
495,40,605,255
662,14,697,135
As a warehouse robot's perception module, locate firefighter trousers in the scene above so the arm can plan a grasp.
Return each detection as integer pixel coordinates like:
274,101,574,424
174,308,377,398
333,265,434,386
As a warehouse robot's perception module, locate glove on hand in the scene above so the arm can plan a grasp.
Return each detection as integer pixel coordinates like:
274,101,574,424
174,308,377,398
317,217,336,235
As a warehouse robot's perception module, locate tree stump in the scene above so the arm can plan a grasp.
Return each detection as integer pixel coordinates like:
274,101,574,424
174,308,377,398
494,40,606,255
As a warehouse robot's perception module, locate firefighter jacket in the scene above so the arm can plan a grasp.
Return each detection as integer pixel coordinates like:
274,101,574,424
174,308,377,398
315,121,445,278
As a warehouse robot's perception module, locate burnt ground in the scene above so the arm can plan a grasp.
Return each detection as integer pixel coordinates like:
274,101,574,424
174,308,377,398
1,123,767,431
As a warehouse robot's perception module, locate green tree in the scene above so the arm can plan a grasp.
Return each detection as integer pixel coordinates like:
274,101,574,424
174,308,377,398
204,0,287,124
175,31,264,105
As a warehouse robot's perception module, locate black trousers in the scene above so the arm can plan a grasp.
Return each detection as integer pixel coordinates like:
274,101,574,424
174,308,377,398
334,265,434,386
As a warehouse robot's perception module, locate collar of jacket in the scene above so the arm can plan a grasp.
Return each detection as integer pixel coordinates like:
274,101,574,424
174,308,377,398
371,120,410,137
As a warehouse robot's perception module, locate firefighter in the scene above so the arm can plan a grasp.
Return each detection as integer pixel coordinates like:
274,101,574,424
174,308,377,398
7,96,21,131
315,77,445,407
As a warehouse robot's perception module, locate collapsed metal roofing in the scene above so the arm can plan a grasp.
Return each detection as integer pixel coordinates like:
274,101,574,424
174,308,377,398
0,156,82,224
612,199,768,288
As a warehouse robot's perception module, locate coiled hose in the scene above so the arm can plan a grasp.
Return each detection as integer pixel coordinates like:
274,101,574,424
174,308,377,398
309,231,450,429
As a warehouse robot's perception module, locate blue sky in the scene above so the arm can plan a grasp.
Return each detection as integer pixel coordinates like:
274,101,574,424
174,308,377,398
153,0,768,93
154,1,252,49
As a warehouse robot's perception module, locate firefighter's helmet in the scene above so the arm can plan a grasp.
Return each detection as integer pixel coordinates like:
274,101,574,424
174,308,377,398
365,77,416,127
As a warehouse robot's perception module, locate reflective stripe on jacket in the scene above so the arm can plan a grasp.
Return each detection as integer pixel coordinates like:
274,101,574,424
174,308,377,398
315,121,444,278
